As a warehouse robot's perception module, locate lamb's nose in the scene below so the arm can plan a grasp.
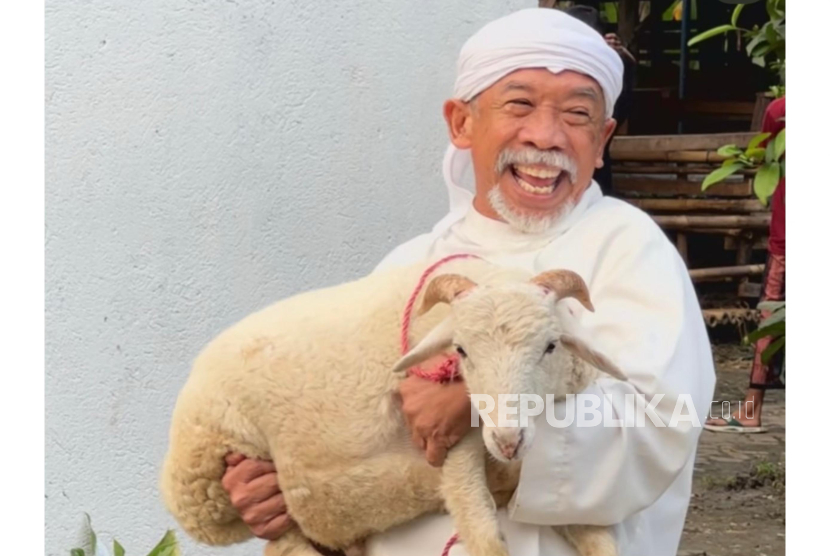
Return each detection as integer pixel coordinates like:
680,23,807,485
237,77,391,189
497,430,524,460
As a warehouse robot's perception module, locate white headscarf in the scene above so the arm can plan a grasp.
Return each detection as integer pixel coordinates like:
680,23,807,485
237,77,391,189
430,8,624,242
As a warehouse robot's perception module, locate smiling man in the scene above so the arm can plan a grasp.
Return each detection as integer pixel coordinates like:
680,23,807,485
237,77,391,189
221,8,716,556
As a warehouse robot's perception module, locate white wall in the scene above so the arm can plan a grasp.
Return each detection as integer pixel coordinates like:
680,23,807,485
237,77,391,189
45,1,532,554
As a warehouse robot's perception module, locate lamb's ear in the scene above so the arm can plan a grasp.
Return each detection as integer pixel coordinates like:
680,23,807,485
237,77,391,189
559,334,628,381
391,317,455,373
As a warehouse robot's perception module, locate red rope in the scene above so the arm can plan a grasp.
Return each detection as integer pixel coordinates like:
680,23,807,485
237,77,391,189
400,254,478,556
400,253,479,382
440,533,460,556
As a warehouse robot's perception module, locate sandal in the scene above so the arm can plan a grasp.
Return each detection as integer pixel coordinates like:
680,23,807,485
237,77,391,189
703,417,767,434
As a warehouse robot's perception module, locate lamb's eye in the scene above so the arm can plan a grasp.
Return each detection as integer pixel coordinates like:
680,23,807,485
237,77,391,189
456,346,467,358
544,342,556,354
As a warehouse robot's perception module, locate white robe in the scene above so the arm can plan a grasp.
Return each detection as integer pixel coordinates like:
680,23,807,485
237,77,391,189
366,183,716,556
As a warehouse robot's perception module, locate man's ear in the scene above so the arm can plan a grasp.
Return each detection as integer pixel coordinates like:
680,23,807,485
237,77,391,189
595,118,617,168
443,98,474,150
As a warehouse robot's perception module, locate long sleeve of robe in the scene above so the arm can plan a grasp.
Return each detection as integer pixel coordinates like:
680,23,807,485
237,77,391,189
367,183,716,556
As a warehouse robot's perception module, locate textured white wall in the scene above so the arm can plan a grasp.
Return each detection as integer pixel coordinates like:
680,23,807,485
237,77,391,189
45,1,532,554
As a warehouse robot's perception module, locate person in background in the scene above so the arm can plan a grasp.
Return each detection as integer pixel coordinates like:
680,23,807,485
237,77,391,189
704,96,786,433
564,3,637,196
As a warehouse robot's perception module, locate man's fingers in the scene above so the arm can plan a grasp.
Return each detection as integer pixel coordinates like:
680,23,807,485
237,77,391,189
241,493,288,525
245,472,282,502
226,458,276,484
425,437,448,467
412,430,427,451
251,513,295,541
225,453,246,467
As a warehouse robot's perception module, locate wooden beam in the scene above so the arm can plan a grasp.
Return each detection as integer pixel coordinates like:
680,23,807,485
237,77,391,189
702,308,761,327
610,132,755,153
625,198,766,213
654,215,770,229
614,177,753,197
613,164,756,176
689,264,765,281
611,150,728,163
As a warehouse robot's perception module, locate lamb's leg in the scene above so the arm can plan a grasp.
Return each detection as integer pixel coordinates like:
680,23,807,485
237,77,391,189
160,426,254,545
555,525,617,556
441,433,509,556
264,529,327,556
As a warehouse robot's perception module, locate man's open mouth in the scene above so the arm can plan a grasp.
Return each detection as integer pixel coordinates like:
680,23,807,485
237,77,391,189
509,164,568,195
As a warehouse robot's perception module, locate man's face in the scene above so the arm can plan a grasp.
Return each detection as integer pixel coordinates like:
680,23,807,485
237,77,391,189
444,68,616,229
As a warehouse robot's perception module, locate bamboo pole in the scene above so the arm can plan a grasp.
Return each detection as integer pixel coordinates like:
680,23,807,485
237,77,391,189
654,215,771,229
689,265,765,281
627,198,766,213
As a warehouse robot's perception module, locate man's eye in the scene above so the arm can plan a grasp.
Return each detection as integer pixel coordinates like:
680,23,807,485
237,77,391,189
508,99,533,107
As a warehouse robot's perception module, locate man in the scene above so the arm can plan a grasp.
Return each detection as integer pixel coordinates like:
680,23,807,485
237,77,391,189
220,9,715,555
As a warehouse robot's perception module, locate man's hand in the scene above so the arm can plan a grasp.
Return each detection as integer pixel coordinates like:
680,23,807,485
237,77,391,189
222,453,293,540
397,375,474,467
604,33,636,63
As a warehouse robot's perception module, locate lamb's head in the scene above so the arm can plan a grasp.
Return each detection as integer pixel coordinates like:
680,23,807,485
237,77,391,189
392,270,626,463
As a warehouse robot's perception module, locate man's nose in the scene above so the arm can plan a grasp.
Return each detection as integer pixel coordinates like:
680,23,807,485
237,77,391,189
517,109,569,152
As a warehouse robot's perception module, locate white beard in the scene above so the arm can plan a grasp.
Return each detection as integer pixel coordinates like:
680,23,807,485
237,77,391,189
488,187,576,234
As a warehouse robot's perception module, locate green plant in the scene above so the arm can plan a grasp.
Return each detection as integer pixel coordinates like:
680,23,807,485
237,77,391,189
688,0,785,95
702,125,784,205
744,300,785,376
70,515,181,556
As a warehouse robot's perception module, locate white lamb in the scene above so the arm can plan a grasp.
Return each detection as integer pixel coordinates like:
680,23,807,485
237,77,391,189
160,257,627,556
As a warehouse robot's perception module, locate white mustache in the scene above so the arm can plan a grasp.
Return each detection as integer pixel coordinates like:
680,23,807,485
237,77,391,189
495,148,578,183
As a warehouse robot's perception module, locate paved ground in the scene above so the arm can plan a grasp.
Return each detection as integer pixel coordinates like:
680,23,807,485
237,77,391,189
678,343,785,556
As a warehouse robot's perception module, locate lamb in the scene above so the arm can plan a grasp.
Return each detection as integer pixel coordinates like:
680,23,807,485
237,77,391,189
160,257,627,556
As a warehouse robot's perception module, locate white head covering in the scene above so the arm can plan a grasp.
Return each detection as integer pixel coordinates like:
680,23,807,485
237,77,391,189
429,8,624,242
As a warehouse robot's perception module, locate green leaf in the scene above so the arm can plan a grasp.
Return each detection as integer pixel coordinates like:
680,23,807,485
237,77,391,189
748,132,772,150
774,129,785,161
84,513,97,554
752,56,767,68
765,20,780,44
744,321,785,344
732,4,745,27
71,550,86,556
765,139,776,163
717,145,743,157
746,148,766,162
688,25,737,47
147,531,180,556
761,336,785,364
759,308,785,328
754,162,781,205
113,540,125,556
758,300,785,313
745,33,766,57
702,163,743,190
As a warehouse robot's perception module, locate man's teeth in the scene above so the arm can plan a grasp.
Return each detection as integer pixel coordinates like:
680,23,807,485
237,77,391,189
517,177,555,195
514,164,562,179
